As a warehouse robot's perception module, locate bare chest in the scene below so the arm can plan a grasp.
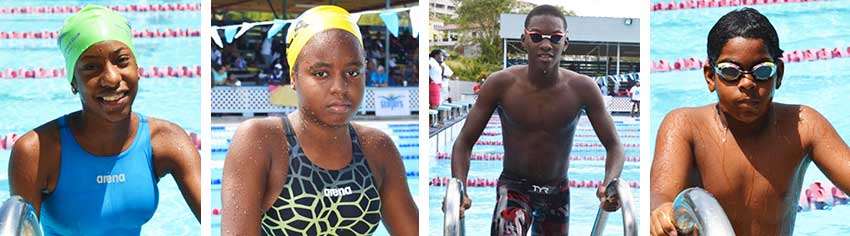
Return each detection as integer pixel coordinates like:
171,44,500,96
691,129,808,220
497,85,582,131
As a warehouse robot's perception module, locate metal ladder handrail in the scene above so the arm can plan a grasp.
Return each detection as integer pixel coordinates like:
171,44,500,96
672,187,736,236
444,178,465,236
590,178,638,236
0,195,43,236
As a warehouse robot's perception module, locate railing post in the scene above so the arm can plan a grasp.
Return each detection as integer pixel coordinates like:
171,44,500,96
444,178,465,236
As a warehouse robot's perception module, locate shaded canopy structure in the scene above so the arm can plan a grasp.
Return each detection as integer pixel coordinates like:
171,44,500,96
212,0,417,19
211,0,419,85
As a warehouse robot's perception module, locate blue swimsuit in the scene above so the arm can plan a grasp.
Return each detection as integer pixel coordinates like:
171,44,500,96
40,113,159,236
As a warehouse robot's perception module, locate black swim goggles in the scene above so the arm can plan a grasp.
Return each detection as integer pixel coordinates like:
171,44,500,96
713,61,777,82
524,29,565,43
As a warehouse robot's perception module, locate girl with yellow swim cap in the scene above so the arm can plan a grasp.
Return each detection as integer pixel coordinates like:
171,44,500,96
221,5,418,236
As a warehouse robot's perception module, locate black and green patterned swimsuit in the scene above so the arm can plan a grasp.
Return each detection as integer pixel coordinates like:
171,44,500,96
261,116,382,236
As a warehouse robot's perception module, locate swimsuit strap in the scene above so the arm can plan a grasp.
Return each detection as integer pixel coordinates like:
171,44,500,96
280,115,298,148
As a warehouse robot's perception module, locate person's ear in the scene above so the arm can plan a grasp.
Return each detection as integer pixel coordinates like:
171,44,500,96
290,72,297,90
520,34,528,50
775,60,784,90
70,78,78,94
563,37,569,52
704,62,716,92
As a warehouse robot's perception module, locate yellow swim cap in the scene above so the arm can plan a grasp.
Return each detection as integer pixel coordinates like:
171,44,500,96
57,5,135,83
286,5,362,77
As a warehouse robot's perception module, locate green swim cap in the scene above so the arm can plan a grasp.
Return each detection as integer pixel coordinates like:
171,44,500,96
57,5,135,83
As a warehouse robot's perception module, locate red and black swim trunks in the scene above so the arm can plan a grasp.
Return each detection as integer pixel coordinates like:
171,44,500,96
490,173,570,236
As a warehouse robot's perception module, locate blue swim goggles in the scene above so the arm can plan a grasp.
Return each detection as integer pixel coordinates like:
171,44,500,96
713,61,777,81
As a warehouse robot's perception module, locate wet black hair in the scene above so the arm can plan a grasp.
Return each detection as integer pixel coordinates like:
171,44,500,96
524,5,567,31
707,7,783,66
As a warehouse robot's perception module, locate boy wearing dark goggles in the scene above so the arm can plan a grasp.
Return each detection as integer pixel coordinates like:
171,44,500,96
650,8,850,236
447,5,625,236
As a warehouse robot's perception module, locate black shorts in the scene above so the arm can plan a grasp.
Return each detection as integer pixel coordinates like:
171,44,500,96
490,173,570,236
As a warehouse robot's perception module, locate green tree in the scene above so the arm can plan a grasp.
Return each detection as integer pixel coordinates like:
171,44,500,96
444,1,577,81
511,3,576,16
449,0,513,65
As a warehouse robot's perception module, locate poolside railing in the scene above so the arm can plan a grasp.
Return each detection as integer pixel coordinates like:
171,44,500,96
443,178,465,236
0,196,42,236
590,178,638,236
672,187,736,236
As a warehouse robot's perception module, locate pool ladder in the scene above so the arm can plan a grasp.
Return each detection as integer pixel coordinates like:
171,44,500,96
590,178,638,236
443,178,465,236
671,187,736,236
0,195,43,236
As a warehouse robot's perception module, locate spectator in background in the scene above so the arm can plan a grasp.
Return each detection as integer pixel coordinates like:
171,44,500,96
439,50,453,103
232,54,247,70
370,65,388,87
429,49,444,109
365,59,376,87
212,63,231,86
211,44,222,67
369,43,384,62
612,75,621,96
260,35,273,67
473,78,485,94
259,63,287,86
629,80,640,117
410,63,418,86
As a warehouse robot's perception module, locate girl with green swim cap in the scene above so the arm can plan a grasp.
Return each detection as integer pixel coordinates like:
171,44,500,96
9,5,200,235
221,5,418,236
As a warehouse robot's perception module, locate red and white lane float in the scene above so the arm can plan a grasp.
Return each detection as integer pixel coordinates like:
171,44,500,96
798,181,849,211
434,152,641,162
0,131,200,150
651,0,818,11
0,65,202,79
0,3,200,14
480,131,639,139
474,140,639,148
429,176,641,189
653,46,850,73
486,125,641,133
0,28,200,40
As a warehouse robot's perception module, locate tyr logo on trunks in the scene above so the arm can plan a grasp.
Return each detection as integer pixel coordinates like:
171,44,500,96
531,185,550,194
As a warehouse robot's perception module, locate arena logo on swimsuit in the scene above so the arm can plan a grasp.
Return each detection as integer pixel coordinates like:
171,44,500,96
96,173,126,184
323,186,353,197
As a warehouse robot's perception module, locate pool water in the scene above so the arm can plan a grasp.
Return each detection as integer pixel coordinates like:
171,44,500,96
0,1,200,235
209,121,419,236
0,1,200,71
651,1,850,234
429,116,641,235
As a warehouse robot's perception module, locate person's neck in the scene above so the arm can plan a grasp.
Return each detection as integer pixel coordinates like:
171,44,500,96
290,111,350,146
526,64,558,87
717,103,774,134
72,110,134,148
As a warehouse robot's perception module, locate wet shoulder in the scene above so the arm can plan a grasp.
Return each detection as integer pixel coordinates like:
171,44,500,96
10,119,62,181
487,67,521,85
351,123,399,180
561,69,598,93
231,117,286,145
147,116,189,141
352,123,397,160
14,119,62,160
660,105,715,131
779,103,832,138
225,117,287,169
